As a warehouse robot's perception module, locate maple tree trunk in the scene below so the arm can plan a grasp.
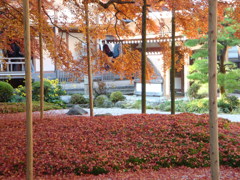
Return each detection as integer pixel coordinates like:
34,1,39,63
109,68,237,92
141,0,147,114
208,0,220,179
23,0,33,179
38,0,44,120
219,46,228,96
170,6,176,115
85,0,94,116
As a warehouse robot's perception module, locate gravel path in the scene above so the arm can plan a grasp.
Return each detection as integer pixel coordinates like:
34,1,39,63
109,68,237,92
46,108,240,122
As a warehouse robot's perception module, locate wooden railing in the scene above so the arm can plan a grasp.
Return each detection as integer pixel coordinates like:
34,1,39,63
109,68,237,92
0,57,34,77
0,57,25,72
57,70,122,83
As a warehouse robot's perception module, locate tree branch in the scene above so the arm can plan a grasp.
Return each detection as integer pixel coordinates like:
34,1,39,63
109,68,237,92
41,5,85,44
97,0,135,9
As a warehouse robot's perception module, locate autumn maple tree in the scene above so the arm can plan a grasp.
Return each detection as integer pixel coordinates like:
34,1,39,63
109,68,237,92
0,0,235,80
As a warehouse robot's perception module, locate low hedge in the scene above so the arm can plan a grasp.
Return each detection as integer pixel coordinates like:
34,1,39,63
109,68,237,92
0,101,63,114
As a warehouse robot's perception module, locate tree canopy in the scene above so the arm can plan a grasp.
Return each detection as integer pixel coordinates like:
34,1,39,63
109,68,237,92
185,7,240,95
0,0,236,80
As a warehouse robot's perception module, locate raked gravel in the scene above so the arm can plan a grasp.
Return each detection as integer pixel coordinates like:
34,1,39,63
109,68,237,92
45,108,240,122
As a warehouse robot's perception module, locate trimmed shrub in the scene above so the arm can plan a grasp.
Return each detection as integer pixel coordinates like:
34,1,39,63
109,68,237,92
218,95,240,113
0,81,14,102
110,91,125,103
0,101,63,114
94,95,112,108
187,83,200,99
187,83,207,99
10,94,26,103
32,81,52,101
158,99,209,113
125,100,142,109
17,79,66,107
186,99,209,113
70,94,88,104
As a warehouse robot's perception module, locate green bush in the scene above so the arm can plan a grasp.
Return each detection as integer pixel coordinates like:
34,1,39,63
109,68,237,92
14,79,66,107
123,100,141,109
70,94,88,104
186,99,209,113
157,97,240,114
158,99,209,113
187,83,207,99
94,95,112,108
110,91,125,103
14,85,26,97
0,101,63,114
10,95,26,102
158,101,171,111
32,81,52,101
218,95,239,113
0,81,14,102
187,83,200,99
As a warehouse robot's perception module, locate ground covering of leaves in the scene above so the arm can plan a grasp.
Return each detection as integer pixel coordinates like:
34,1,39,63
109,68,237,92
0,113,239,179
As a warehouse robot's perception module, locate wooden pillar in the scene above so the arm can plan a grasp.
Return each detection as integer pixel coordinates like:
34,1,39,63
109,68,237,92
23,0,33,179
208,0,220,179
170,6,176,114
85,0,94,116
141,0,147,114
38,0,44,120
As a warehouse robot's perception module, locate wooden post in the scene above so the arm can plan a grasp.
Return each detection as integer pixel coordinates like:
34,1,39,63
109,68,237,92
141,0,147,114
85,0,94,116
208,0,220,179
170,6,176,115
38,0,44,120
23,0,33,179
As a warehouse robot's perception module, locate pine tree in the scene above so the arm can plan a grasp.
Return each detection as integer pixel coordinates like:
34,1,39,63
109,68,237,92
186,11,240,96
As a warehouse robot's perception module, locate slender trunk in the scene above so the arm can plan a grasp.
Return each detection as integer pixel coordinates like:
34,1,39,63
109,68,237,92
38,0,44,120
85,0,94,116
208,0,220,179
141,0,147,114
219,46,228,95
23,0,33,179
170,6,176,114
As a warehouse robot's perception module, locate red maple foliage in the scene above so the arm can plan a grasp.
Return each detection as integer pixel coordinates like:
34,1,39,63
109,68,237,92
0,113,239,178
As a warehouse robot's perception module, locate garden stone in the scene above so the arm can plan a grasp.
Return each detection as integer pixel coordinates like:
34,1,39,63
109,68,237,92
66,105,88,115
114,101,127,108
95,113,112,117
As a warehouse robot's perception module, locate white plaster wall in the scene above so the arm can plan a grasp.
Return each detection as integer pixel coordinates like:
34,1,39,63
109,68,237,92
165,69,170,96
35,50,55,72
68,32,85,59
147,54,164,75
136,83,163,96
35,32,84,72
